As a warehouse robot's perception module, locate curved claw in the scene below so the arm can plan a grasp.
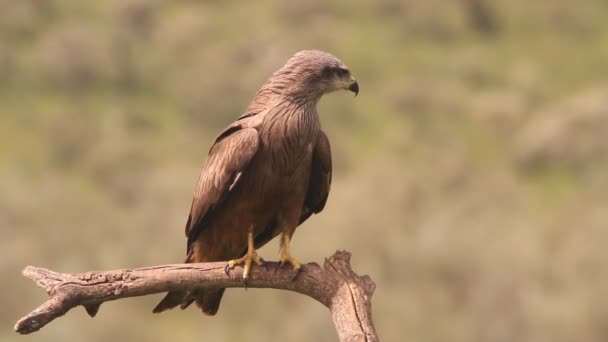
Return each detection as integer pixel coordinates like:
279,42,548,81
226,251,263,287
279,257,301,271
278,258,301,281
290,266,302,282
225,226,263,286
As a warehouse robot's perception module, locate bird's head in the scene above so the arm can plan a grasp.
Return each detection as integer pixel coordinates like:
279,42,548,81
268,50,359,101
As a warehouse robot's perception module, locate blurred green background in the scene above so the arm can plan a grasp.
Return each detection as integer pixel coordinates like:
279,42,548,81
2,0,608,341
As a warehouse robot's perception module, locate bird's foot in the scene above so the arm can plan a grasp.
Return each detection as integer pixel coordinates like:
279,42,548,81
278,232,301,272
279,251,301,271
225,251,264,287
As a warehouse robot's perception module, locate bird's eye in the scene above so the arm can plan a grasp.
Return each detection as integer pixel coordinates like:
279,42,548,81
321,66,333,78
335,68,349,78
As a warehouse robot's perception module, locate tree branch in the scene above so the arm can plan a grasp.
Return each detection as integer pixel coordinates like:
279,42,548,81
15,251,378,342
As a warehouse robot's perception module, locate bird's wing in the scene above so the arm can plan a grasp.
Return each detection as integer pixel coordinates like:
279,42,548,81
299,130,332,225
185,123,260,254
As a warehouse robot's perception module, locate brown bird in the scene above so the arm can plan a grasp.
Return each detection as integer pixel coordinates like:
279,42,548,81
153,50,359,315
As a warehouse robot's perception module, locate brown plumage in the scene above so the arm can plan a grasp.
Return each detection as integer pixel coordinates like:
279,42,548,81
153,50,358,315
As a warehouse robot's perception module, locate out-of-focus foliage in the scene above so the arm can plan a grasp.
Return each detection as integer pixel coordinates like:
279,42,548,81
2,0,608,341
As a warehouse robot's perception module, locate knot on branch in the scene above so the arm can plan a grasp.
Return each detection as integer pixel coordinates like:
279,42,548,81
325,251,376,297
22,266,65,295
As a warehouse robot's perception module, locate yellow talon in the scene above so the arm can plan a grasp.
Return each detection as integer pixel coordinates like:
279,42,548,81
279,233,301,271
227,226,263,282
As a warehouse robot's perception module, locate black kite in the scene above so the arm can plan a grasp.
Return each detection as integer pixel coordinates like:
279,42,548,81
153,50,358,315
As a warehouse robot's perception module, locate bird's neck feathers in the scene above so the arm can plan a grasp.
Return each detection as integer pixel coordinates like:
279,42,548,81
247,69,325,113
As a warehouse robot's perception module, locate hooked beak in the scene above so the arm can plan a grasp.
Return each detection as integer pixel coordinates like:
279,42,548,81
348,79,359,97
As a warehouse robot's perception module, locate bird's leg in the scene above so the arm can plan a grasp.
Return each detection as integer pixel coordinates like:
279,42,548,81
279,232,301,271
226,226,263,285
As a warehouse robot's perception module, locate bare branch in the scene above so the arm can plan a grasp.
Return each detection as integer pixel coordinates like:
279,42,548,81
15,251,378,342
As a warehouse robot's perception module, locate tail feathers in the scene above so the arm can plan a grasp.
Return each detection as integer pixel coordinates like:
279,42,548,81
153,291,187,313
152,288,225,315
196,288,225,316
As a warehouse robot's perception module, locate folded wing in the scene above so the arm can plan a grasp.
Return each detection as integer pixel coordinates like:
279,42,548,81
299,130,332,225
185,124,260,254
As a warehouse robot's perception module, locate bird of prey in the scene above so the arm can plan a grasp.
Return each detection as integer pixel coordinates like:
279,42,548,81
153,50,359,315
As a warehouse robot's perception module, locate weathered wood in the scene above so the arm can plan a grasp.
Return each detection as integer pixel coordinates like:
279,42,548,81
15,251,378,342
